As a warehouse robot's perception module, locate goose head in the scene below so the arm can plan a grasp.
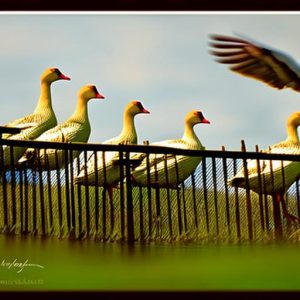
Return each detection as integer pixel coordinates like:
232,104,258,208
185,111,210,126
41,67,71,84
78,85,105,101
287,112,300,128
125,100,150,116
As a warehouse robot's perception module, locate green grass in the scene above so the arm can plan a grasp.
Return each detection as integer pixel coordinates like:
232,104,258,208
1,177,299,243
1,234,300,290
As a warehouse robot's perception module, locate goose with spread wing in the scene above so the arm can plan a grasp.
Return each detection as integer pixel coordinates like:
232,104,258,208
131,111,210,188
209,34,300,92
228,111,300,224
0,67,70,167
18,85,105,170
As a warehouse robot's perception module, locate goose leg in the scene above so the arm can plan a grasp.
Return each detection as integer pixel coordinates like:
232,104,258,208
277,193,300,225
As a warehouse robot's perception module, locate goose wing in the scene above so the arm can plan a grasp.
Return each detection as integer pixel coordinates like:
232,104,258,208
3,114,39,138
132,139,191,173
229,140,300,187
35,121,87,143
209,34,300,91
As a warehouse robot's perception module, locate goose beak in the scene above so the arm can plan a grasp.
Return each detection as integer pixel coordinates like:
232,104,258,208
141,108,150,114
202,118,210,124
95,92,105,99
59,73,71,80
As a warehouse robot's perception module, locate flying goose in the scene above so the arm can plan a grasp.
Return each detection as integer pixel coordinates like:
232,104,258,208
18,85,105,170
209,34,300,92
228,111,300,225
131,110,210,188
0,67,70,167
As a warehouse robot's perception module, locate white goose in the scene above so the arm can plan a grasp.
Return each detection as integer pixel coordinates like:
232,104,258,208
228,111,300,224
74,100,150,191
74,100,149,236
209,34,300,92
131,110,210,188
1,67,70,166
18,85,105,170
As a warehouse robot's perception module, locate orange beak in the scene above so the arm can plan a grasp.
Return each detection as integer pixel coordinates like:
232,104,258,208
59,73,71,80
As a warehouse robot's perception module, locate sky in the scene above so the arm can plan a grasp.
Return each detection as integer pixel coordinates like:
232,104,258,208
1,12,300,151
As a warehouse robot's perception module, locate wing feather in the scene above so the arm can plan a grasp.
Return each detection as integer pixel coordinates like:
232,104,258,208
209,34,300,91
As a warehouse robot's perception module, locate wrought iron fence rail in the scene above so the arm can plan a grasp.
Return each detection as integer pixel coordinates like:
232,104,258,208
2,138,300,161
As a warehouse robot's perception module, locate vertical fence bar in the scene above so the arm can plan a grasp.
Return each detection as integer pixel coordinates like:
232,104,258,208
18,168,23,234
241,140,253,241
125,150,134,243
201,157,209,235
255,145,265,234
222,146,231,237
175,156,182,237
9,145,16,232
296,180,300,218
191,174,198,230
164,154,173,240
32,168,37,235
269,159,283,239
64,148,71,235
138,186,145,241
153,154,161,239
76,156,83,238
211,156,219,236
23,167,29,234
46,153,53,235
37,149,46,236
93,150,99,236
118,149,125,241
144,141,152,240
102,151,108,240
181,182,188,235
69,150,75,236
233,158,241,240
55,150,63,237
0,144,8,231
83,150,90,238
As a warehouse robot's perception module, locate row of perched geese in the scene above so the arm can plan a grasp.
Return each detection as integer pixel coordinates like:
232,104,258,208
2,34,300,226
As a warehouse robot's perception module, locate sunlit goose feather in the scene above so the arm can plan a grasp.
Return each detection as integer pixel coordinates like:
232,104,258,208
18,85,105,170
228,111,300,195
209,34,300,92
131,111,210,188
74,100,150,186
0,67,70,166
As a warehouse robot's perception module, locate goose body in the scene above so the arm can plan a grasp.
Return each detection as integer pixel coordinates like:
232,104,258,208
209,34,300,92
0,68,70,166
18,85,105,170
74,101,150,186
131,111,210,188
228,112,300,223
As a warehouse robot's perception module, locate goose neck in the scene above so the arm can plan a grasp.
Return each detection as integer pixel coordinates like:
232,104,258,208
287,121,300,143
120,111,137,141
71,96,89,123
33,81,53,113
183,121,197,141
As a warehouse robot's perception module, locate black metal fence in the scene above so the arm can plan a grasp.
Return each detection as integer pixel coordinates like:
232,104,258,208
1,137,300,243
